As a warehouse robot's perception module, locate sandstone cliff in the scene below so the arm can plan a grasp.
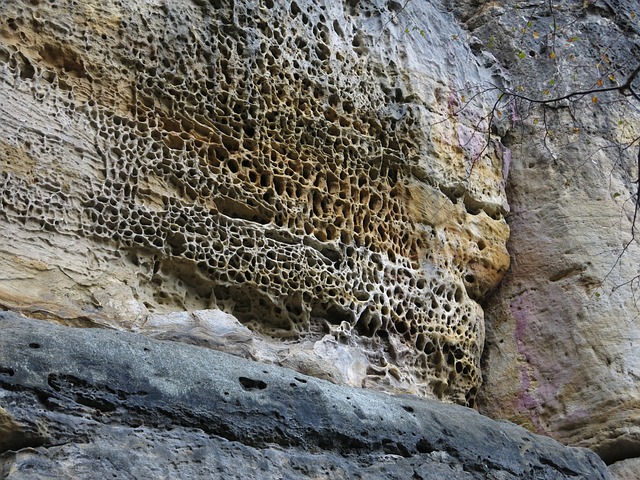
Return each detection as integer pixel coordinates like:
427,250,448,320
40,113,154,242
0,0,509,405
0,0,637,478
446,1,640,472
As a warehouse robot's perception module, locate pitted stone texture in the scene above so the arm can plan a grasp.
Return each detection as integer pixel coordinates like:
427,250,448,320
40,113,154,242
445,0,640,463
0,0,509,404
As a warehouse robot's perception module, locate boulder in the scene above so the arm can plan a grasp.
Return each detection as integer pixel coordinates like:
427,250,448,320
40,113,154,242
0,312,611,479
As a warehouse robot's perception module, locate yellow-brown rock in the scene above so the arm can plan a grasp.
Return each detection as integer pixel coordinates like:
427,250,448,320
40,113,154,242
0,0,509,405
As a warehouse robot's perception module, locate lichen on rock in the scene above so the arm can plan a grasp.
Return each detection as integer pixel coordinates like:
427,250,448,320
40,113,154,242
0,0,509,404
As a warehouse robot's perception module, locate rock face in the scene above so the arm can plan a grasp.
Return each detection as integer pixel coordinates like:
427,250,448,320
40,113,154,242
2,0,638,475
0,0,510,404
445,0,640,467
609,458,640,480
0,313,612,479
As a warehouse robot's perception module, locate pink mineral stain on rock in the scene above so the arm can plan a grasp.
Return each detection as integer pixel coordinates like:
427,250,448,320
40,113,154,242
511,293,553,435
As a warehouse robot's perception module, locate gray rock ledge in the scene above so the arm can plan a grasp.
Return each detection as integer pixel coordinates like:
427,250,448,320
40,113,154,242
0,312,611,479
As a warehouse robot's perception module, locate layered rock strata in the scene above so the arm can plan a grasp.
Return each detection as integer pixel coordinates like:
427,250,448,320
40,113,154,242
0,0,510,404
0,313,613,480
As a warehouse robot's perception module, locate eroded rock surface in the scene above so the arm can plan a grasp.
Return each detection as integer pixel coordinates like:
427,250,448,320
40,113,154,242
609,457,640,480
445,0,640,466
0,313,612,480
0,0,510,404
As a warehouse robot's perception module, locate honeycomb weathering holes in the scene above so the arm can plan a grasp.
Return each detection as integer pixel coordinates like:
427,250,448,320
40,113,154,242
0,0,507,405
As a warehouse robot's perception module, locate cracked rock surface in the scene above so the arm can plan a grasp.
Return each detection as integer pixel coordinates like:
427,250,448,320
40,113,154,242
0,313,612,480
